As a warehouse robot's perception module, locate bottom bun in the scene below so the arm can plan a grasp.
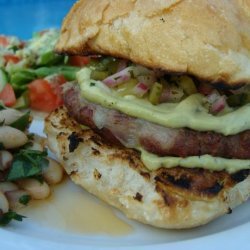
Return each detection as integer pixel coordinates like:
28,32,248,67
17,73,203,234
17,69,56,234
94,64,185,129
44,106,250,229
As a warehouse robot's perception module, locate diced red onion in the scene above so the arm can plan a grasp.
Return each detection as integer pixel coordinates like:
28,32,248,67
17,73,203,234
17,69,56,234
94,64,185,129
103,67,132,88
137,74,156,87
133,82,149,97
206,91,226,114
210,96,226,114
207,90,221,104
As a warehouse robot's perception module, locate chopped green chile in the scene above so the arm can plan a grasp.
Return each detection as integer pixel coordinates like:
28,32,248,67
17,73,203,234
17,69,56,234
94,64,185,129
227,93,250,107
149,82,163,105
91,70,109,80
115,79,138,96
178,76,197,95
89,57,119,74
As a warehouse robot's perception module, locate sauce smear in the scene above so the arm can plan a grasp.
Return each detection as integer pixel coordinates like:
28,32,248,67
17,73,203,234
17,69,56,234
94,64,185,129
18,178,132,235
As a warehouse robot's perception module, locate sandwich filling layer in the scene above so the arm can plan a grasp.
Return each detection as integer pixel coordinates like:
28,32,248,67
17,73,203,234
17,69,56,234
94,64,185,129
63,57,250,173
77,67,250,136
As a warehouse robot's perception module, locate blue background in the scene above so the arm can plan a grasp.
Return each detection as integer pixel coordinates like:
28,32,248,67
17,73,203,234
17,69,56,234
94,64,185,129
0,0,76,39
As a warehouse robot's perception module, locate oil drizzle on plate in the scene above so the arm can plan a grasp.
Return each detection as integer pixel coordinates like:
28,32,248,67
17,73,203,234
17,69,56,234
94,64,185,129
18,178,133,236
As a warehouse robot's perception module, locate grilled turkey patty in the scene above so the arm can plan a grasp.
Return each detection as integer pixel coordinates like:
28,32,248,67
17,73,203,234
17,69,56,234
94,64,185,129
63,83,250,159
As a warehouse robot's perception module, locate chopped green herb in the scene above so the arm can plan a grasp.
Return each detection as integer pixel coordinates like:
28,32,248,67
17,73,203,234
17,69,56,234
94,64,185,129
0,211,26,226
0,102,6,111
9,112,30,131
90,82,96,86
19,195,31,205
6,149,49,181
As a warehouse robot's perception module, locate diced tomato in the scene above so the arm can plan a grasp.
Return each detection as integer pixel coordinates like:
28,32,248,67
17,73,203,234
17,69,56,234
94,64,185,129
4,54,21,64
68,56,90,67
46,74,67,85
0,84,16,107
28,77,65,112
46,74,66,107
0,36,9,47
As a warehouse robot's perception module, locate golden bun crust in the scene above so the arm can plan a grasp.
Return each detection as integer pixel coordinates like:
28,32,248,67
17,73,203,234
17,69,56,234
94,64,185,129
56,0,250,86
44,106,250,229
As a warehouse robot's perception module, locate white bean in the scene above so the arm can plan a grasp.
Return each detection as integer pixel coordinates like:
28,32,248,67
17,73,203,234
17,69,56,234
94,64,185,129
0,182,18,193
0,109,23,125
0,150,13,171
43,158,64,185
0,191,9,213
0,126,28,149
5,190,30,210
16,179,50,200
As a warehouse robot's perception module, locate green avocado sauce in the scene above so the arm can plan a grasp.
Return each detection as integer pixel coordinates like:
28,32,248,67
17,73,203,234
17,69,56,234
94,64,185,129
140,149,250,173
77,68,250,173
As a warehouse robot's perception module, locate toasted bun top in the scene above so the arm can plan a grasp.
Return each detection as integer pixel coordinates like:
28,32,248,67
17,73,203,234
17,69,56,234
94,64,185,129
56,0,250,86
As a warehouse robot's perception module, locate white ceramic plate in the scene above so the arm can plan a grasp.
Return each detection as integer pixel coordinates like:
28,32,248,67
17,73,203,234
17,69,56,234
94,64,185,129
1,118,250,250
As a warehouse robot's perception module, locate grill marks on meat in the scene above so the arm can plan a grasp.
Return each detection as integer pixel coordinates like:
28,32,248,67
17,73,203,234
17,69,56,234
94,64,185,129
63,84,250,159
142,129,250,158
64,87,122,146
63,87,95,128
154,167,237,199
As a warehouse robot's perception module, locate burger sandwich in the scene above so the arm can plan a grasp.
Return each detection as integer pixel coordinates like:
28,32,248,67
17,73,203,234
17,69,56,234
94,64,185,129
45,0,250,229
